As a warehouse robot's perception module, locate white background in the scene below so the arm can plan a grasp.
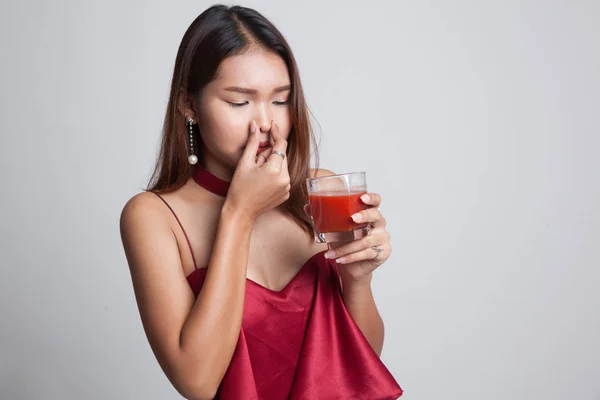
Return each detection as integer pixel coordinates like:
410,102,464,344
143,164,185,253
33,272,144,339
1,0,599,399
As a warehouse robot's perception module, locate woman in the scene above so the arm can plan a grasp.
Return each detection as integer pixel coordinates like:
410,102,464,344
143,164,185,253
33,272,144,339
120,5,402,399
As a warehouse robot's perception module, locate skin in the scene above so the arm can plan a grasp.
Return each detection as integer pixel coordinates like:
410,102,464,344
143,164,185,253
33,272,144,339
120,49,392,400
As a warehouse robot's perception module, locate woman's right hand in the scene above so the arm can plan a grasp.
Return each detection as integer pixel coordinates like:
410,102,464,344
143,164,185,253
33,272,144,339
225,120,291,219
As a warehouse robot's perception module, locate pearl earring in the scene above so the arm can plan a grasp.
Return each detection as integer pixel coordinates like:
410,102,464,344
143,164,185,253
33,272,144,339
187,117,198,165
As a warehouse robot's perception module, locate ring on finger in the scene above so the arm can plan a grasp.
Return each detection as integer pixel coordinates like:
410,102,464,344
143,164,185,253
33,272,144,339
271,150,285,159
371,245,384,259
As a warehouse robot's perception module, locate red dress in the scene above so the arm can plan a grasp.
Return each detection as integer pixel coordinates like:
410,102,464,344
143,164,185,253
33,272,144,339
154,164,403,399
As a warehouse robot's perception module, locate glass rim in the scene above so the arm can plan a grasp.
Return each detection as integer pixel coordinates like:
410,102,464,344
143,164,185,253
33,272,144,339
305,170,366,183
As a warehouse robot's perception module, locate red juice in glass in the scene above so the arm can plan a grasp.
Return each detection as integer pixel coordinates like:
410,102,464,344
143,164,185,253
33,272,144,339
306,172,370,243
308,191,368,233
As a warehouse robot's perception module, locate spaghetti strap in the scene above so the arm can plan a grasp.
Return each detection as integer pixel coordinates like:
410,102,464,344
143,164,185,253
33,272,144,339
153,192,198,270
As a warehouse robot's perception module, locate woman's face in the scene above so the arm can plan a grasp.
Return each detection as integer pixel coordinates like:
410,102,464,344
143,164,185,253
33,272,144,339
196,50,292,174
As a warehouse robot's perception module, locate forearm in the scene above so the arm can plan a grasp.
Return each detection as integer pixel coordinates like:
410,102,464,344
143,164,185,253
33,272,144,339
179,202,255,389
341,274,385,356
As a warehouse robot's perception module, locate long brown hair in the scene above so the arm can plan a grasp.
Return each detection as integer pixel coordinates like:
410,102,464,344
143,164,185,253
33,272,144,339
147,5,319,235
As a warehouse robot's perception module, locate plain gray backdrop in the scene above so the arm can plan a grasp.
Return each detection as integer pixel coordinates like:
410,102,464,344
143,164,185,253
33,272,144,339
1,0,599,399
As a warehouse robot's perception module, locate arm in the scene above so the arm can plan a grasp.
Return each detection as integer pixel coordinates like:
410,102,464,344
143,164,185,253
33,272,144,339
340,275,385,356
121,122,290,400
310,168,389,357
120,193,254,400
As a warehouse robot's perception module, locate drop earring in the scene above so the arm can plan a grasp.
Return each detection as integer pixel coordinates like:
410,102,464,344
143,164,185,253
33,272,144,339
187,117,198,165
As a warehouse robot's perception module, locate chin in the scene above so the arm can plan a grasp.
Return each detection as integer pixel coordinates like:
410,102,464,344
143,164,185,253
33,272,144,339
224,151,245,169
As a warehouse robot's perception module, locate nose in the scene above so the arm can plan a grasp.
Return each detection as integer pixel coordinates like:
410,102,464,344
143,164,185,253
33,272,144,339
258,122,271,133
255,105,272,133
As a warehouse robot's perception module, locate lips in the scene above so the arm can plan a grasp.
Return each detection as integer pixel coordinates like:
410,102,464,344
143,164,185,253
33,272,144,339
257,140,272,155
257,146,272,155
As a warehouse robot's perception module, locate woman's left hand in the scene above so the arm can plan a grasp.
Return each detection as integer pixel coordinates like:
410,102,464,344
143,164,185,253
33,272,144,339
324,192,391,283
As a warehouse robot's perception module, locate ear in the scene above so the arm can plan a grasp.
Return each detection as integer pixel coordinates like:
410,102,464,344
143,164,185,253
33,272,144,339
177,89,199,121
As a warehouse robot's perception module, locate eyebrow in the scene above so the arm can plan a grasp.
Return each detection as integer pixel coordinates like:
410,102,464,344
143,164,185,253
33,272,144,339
224,85,291,94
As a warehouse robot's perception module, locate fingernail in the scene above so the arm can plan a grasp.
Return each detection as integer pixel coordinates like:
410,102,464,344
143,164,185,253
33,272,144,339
324,250,336,259
351,213,362,223
361,194,370,203
250,120,256,133
336,257,347,264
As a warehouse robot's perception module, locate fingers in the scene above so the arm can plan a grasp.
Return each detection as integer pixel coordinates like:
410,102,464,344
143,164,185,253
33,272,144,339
280,147,290,175
324,231,389,261
351,207,386,229
360,192,381,208
266,121,288,170
241,120,260,164
256,147,272,167
334,244,389,265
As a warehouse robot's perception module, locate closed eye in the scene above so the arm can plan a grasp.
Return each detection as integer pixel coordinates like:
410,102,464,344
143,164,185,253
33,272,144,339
227,101,248,108
226,100,289,108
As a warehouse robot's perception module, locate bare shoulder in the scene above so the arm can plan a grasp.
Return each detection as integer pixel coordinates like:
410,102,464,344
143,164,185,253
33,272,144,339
121,191,164,217
119,191,198,395
119,191,179,271
120,191,169,237
309,168,336,179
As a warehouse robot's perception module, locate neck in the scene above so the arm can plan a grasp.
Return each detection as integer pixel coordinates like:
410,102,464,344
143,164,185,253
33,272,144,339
192,153,233,198
200,152,234,183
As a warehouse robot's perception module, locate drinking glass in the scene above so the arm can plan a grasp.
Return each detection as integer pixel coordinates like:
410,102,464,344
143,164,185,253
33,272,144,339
306,172,370,243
